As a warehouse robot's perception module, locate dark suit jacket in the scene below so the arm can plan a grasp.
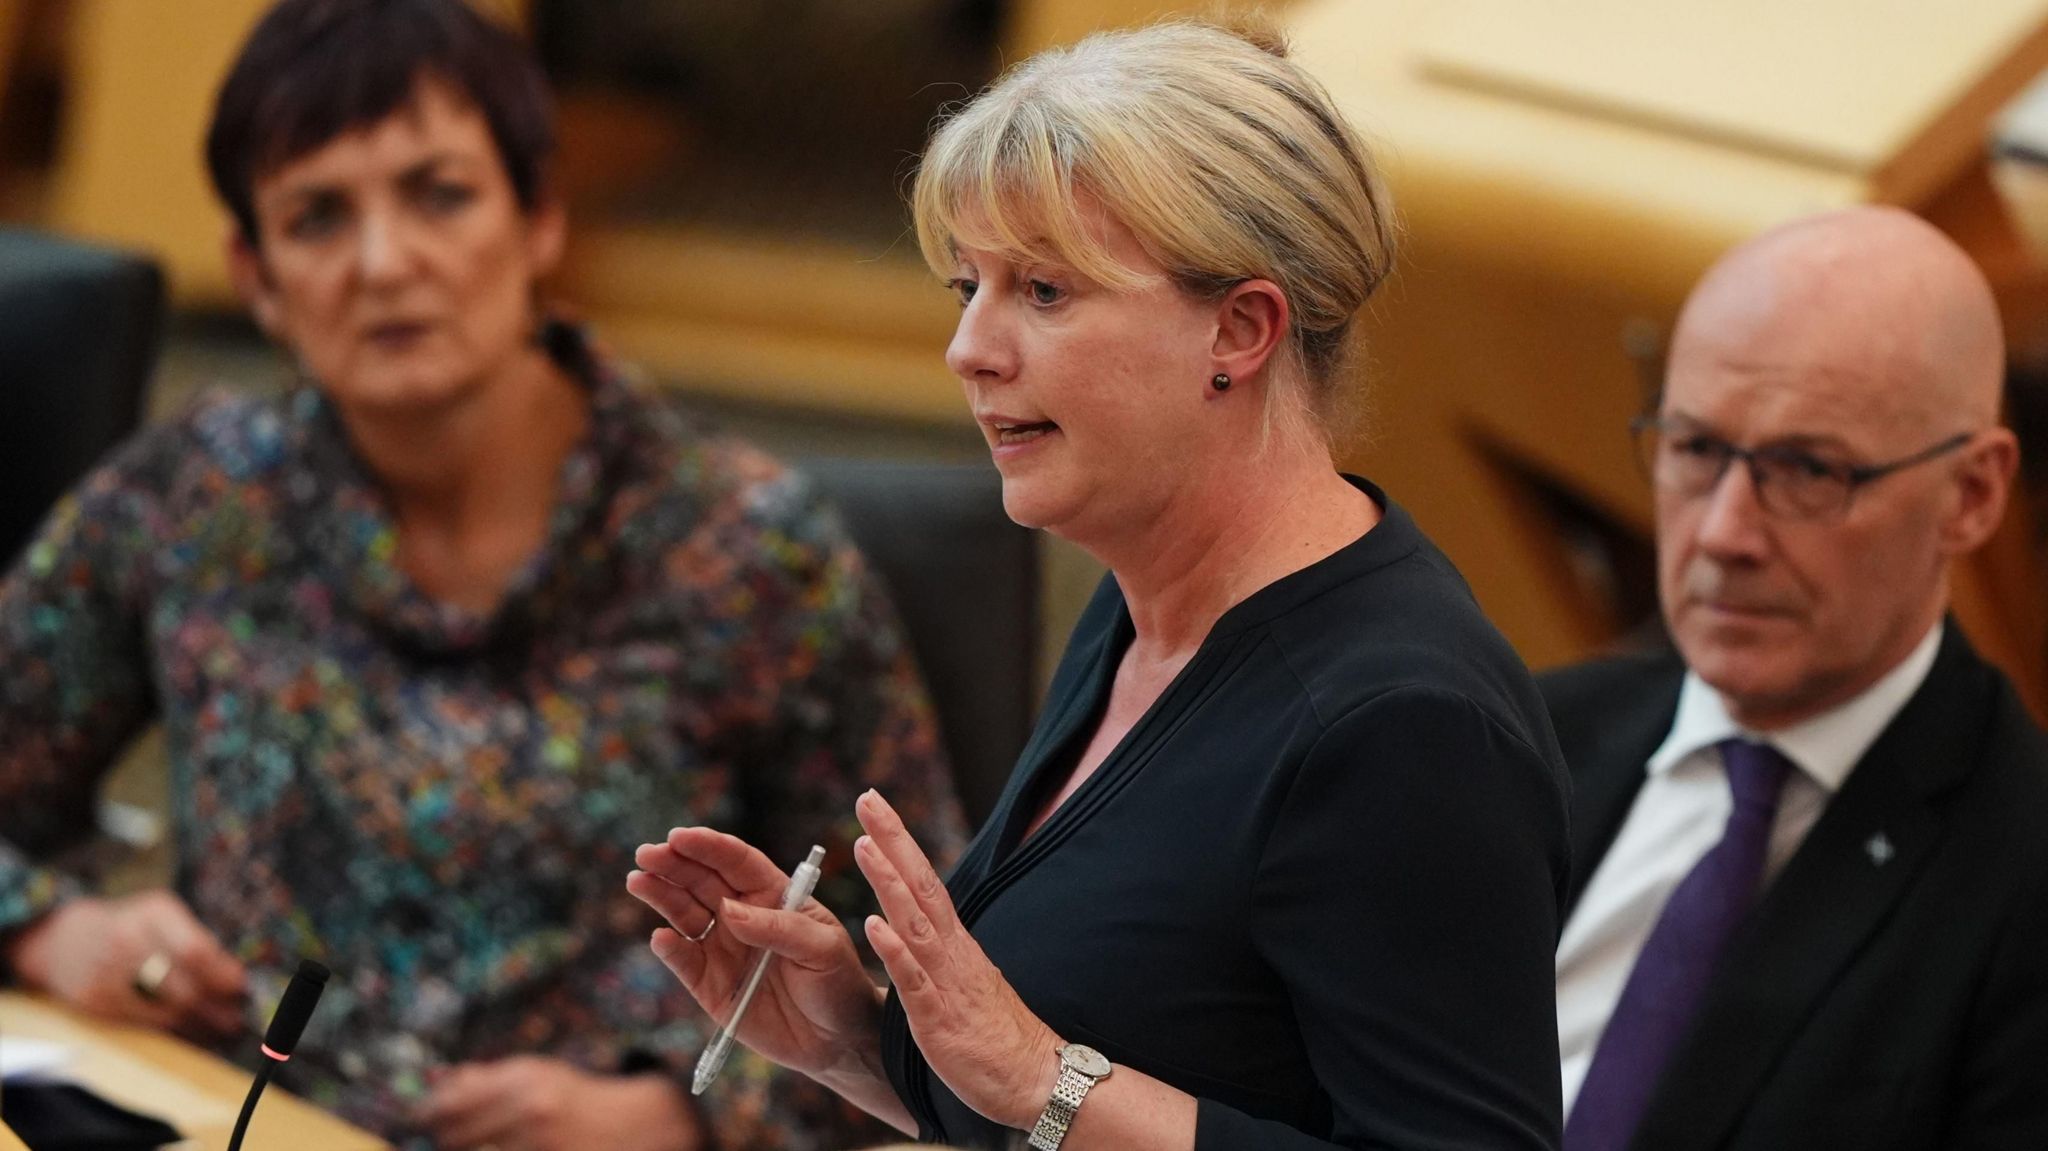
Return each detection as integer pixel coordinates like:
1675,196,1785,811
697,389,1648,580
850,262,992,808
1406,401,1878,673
1542,626,2048,1151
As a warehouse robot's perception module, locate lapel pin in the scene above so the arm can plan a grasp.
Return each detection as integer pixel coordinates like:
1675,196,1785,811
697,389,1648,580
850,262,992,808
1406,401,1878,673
1865,832,1896,867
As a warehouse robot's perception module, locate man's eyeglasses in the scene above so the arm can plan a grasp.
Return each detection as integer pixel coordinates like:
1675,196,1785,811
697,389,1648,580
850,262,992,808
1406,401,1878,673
1630,416,1975,522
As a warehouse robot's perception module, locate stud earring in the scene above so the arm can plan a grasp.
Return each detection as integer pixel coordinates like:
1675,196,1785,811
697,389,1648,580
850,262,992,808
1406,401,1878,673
1211,373,1232,392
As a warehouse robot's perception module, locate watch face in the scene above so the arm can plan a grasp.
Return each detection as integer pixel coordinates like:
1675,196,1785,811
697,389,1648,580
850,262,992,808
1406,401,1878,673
1061,1044,1113,1079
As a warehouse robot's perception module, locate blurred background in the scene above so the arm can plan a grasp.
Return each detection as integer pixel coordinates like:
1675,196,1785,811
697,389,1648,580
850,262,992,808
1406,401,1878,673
11,0,2048,854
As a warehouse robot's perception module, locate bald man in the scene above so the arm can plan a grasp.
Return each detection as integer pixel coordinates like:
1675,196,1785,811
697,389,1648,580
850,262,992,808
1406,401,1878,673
1546,206,2048,1151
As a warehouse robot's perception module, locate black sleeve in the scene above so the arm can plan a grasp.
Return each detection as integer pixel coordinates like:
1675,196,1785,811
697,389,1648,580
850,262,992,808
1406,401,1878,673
1196,687,1567,1151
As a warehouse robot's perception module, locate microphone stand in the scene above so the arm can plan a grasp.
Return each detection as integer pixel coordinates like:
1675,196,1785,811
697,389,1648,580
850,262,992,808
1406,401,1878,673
226,958,330,1151
226,1058,278,1151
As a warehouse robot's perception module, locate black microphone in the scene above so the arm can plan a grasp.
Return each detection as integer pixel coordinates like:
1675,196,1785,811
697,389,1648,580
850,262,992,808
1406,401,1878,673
227,959,330,1151
261,959,329,1059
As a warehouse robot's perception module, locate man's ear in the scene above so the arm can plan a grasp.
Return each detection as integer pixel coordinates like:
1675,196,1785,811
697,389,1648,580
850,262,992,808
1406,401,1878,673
1941,427,2019,555
225,231,285,340
1211,279,1290,386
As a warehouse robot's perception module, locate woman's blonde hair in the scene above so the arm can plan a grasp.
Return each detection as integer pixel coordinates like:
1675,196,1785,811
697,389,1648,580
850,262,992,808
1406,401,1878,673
911,18,1397,435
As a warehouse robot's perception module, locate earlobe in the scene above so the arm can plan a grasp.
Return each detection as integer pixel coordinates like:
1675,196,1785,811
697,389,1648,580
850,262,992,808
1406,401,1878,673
224,232,286,341
527,198,569,276
251,295,283,337
1211,279,1291,385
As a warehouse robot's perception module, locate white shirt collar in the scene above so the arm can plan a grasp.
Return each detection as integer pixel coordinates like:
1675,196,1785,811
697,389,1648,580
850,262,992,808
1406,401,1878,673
1645,622,1944,792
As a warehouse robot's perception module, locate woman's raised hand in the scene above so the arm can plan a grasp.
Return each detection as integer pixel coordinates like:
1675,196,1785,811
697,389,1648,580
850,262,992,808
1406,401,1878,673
628,827,885,1082
854,790,1062,1130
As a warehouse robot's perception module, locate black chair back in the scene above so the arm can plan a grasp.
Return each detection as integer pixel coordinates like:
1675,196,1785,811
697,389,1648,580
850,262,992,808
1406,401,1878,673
0,230,164,565
800,458,1037,826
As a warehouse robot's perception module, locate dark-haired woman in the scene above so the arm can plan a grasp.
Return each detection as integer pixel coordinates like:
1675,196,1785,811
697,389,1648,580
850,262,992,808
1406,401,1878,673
0,2,965,1148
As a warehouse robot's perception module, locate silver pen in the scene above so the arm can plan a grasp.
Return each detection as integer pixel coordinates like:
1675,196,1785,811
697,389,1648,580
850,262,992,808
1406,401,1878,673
692,844,826,1096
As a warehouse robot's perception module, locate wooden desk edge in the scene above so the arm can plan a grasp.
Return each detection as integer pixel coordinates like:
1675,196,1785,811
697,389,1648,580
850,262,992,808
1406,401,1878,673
0,992,388,1151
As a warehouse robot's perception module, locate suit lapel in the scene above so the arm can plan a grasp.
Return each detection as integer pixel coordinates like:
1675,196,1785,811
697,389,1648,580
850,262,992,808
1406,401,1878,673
1633,628,1993,1151
1559,663,1684,916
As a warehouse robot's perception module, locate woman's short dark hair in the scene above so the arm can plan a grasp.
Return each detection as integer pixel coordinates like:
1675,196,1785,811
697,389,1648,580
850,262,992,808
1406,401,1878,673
205,0,556,243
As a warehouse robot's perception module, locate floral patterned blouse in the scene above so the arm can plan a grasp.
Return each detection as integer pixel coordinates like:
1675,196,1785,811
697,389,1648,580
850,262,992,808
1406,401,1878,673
0,325,968,1149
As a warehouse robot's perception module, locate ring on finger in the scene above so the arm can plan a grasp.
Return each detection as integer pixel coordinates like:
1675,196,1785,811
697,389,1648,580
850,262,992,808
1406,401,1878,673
682,915,717,944
132,951,175,1002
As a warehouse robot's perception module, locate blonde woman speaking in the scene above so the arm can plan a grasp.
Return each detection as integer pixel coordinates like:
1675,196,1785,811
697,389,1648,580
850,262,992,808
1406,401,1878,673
632,21,1569,1151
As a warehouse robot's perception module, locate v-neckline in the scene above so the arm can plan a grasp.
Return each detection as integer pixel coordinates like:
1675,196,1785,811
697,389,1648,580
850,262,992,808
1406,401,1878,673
980,573,1284,883
983,477,1400,868
999,607,1138,859
988,599,1207,867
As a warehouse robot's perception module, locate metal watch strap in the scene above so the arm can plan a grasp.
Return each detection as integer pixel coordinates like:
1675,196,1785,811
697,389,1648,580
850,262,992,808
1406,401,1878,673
1027,1052,1104,1150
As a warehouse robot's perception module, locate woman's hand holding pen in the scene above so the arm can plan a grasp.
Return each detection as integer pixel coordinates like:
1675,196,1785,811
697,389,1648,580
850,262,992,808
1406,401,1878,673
630,791,1064,1134
852,790,1063,1131
628,827,887,1086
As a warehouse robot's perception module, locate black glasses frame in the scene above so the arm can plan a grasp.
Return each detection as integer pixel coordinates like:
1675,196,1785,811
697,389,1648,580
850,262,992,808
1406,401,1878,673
1629,415,1976,520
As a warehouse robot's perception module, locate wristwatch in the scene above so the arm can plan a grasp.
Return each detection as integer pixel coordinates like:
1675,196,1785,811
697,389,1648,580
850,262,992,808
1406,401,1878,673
1026,1043,1113,1149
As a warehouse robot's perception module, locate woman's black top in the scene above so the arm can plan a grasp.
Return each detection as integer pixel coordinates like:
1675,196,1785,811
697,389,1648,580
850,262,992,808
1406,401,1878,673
880,480,1571,1150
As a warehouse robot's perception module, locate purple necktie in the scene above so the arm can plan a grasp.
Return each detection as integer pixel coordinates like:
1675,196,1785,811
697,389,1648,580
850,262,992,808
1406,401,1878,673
1564,738,1794,1151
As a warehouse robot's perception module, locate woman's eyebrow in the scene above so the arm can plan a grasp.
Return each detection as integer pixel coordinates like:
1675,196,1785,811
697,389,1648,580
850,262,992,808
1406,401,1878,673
261,181,345,215
398,151,483,181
